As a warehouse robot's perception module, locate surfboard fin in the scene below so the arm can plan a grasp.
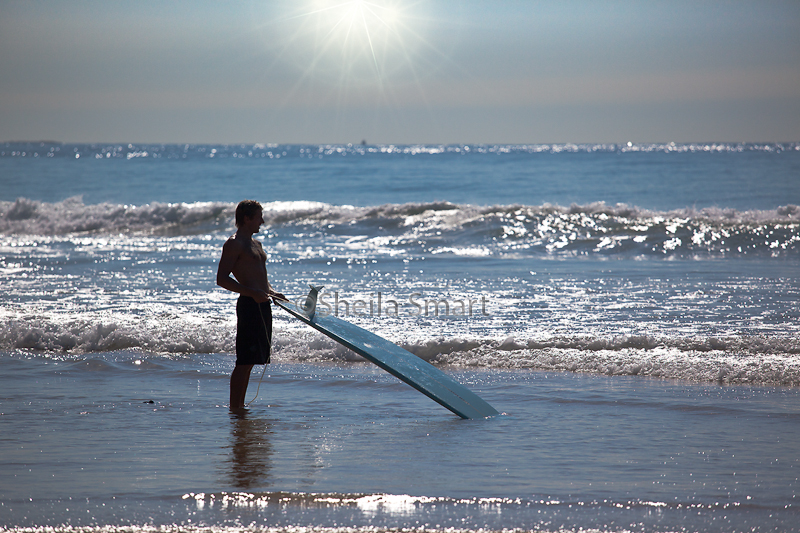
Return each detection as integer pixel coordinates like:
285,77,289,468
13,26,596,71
302,285,324,317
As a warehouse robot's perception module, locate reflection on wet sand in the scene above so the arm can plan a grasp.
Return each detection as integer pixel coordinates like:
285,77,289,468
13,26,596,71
225,411,274,489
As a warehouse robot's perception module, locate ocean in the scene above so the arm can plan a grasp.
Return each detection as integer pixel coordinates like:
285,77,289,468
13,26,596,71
1,141,799,532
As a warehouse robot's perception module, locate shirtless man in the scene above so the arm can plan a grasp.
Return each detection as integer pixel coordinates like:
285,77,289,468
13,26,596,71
216,200,285,410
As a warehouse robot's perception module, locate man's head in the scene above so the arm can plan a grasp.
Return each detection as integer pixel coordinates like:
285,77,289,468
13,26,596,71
235,200,263,228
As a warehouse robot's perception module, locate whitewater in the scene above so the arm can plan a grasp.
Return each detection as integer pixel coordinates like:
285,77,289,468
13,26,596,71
1,195,798,386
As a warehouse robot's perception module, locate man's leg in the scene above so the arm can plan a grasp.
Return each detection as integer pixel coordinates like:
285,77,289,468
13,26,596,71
230,364,254,410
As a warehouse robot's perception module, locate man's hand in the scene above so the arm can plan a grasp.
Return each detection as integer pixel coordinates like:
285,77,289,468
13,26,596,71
270,290,288,303
249,289,270,303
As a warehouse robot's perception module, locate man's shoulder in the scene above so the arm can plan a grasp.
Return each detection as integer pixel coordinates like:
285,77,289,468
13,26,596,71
223,234,262,254
222,234,247,252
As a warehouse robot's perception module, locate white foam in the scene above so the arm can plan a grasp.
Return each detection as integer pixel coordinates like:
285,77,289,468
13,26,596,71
4,312,797,386
276,330,800,386
3,198,799,261
0,314,233,355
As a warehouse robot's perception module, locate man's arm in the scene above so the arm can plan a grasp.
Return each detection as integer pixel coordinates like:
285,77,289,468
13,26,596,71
216,239,270,302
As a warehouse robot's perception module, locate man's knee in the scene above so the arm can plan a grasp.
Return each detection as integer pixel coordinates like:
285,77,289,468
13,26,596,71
231,365,253,382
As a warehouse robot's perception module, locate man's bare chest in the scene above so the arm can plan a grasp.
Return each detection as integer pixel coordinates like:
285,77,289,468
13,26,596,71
241,241,266,264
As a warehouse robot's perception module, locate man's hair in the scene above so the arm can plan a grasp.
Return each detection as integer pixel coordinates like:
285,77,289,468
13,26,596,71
235,200,262,227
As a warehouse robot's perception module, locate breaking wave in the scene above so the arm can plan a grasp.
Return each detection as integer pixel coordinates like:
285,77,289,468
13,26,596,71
2,314,799,386
0,197,232,236
2,198,798,257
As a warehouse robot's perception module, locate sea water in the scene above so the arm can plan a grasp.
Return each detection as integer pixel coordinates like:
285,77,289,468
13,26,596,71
1,142,799,532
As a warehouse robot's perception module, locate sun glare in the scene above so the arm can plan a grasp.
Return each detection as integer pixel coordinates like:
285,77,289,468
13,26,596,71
309,0,401,51
282,0,420,85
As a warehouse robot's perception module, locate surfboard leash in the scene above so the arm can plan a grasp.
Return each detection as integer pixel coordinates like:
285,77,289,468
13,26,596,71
245,300,272,407
245,294,291,407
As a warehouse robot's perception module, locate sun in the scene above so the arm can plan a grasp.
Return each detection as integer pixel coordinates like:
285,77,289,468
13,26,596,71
305,0,407,78
250,0,451,111
310,0,401,41
277,0,421,85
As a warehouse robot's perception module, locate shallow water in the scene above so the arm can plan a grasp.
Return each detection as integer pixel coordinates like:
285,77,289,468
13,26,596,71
1,354,798,531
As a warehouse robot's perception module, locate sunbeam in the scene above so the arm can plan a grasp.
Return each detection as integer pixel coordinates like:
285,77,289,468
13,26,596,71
261,0,444,93
304,1,403,76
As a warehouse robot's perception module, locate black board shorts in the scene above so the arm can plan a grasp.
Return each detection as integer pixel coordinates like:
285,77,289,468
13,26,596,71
236,296,272,366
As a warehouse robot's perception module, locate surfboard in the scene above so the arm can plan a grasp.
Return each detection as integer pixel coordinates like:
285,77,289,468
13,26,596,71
275,287,498,419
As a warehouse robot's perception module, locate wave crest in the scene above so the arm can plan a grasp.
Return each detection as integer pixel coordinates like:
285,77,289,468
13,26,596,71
0,197,232,235
2,198,799,257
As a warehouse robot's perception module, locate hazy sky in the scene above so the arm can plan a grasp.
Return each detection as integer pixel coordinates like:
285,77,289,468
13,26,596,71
1,0,799,144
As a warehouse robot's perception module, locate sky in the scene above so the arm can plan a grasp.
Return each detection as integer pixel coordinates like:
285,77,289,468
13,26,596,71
1,0,799,144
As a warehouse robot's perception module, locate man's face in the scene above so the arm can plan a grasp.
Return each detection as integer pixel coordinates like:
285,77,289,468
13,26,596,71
243,210,264,233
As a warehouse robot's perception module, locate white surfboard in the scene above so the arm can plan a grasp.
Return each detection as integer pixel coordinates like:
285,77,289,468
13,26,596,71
275,287,498,419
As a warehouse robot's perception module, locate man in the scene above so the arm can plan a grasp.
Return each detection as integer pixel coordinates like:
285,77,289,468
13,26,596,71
217,200,285,410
